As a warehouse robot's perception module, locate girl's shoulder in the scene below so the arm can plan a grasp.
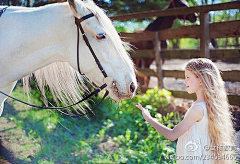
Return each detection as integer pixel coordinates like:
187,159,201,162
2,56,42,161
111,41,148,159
193,101,206,110
192,101,207,120
188,101,206,111
194,101,206,105
184,102,206,120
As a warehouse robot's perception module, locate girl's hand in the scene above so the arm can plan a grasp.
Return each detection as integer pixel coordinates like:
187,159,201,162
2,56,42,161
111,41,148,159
136,103,152,121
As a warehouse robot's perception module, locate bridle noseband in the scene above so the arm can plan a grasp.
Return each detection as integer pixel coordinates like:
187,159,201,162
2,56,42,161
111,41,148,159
0,10,111,117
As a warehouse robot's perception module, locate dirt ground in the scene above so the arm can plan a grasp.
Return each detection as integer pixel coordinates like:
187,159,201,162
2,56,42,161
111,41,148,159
0,103,17,164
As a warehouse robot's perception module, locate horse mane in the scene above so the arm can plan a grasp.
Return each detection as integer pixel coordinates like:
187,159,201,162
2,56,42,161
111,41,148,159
22,1,134,116
23,62,94,116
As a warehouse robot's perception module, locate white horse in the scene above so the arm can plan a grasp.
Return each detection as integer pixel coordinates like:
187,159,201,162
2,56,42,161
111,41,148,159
0,0,137,116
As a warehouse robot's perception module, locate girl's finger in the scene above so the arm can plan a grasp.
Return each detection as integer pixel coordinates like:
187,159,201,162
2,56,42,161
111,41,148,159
136,104,140,108
136,104,142,110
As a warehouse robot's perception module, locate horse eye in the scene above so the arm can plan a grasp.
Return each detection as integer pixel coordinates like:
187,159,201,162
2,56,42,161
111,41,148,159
96,33,106,40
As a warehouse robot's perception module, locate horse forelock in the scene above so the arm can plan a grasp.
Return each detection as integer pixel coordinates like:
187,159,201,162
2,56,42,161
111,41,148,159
83,1,134,69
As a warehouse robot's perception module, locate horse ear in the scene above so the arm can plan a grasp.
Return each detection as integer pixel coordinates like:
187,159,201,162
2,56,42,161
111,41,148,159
67,0,81,18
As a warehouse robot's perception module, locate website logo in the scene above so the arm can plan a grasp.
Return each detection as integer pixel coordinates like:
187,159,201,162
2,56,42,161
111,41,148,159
185,140,200,152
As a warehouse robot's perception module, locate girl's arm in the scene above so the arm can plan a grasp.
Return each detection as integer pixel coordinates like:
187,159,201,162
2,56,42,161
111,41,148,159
136,103,203,141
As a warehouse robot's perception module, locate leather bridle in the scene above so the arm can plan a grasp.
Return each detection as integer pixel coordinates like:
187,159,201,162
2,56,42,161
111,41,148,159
0,7,7,17
75,13,108,78
0,11,111,117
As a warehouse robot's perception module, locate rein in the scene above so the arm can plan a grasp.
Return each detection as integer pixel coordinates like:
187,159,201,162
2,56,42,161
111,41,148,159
0,10,110,117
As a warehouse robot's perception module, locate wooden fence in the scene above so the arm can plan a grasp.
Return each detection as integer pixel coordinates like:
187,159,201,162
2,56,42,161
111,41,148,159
111,1,240,106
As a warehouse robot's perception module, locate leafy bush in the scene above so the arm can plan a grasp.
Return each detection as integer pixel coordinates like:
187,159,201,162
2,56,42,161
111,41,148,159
91,87,180,163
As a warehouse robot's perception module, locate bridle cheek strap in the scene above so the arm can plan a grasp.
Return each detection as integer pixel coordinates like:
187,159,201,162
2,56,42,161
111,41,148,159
75,14,108,78
73,13,110,111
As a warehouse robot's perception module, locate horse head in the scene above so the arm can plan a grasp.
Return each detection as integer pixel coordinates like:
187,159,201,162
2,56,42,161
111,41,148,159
67,0,137,101
146,0,197,31
169,0,197,23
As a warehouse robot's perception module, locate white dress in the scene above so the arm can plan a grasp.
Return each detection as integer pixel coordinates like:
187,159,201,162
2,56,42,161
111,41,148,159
176,102,214,164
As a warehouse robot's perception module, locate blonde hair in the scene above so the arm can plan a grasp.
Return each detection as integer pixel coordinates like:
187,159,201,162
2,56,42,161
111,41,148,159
185,58,236,164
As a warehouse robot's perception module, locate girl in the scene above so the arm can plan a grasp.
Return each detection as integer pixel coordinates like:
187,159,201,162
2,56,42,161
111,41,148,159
136,58,236,164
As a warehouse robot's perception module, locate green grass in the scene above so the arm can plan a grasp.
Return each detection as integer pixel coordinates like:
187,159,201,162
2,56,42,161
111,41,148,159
3,86,181,164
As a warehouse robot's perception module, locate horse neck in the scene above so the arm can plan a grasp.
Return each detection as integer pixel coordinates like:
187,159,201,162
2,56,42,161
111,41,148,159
0,3,76,87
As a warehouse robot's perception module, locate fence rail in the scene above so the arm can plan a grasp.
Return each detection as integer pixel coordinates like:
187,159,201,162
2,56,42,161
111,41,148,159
111,1,240,21
137,68,240,82
169,90,240,106
120,20,240,41
130,49,240,61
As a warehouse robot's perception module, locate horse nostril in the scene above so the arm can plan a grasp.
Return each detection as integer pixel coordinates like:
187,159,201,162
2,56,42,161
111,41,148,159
130,82,136,94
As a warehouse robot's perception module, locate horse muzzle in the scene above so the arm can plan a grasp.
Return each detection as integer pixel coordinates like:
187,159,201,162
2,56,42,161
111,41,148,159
103,76,137,100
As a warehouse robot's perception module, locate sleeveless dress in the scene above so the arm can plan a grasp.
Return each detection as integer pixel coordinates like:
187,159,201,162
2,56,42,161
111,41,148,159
176,102,214,164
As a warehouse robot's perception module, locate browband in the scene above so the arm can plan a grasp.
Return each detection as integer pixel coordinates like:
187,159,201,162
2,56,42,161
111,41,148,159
76,13,94,23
